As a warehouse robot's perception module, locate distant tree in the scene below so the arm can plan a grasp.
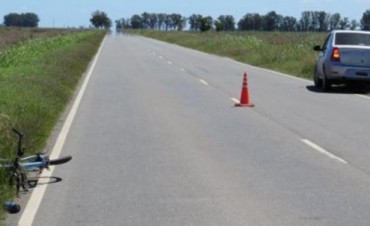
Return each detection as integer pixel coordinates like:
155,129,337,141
22,13,39,27
299,11,312,31
199,16,213,32
238,13,262,31
4,12,39,27
115,18,131,30
339,17,350,30
215,15,235,31
262,11,282,31
141,12,151,29
164,14,172,30
361,10,370,30
298,11,334,31
281,16,297,31
131,14,143,29
115,19,123,30
157,13,166,30
188,14,203,31
351,19,360,30
329,13,341,30
214,20,223,32
4,13,21,26
90,10,112,29
148,13,158,29
317,11,329,31
170,13,186,31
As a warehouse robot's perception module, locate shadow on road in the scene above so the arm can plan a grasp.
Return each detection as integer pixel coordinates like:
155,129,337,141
27,176,63,188
306,83,370,95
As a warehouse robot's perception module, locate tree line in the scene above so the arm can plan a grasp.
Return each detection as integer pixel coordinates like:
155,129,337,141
116,10,370,32
3,9,370,32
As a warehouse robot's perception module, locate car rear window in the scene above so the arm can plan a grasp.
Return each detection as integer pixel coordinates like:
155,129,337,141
335,33,370,46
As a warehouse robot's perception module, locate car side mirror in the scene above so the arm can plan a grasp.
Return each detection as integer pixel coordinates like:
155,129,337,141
313,45,323,51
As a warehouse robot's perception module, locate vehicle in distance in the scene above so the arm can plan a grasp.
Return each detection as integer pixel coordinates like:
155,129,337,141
313,30,370,91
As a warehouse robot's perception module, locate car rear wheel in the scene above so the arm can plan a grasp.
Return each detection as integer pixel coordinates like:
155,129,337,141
314,67,322,88
322,75,331,91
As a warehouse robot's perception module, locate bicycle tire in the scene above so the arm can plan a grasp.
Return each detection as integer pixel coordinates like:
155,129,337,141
49,156,72,165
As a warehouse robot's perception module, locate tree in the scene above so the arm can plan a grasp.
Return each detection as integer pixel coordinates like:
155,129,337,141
317,11,329,31
115,18,131,30
131,14,143,29
299,11,312,31
361,10,370,30
141,12,150,29
157,13,166,30
214,20,223,32
339,17,350,30
148,13,158,29
199,16,213,32
90,10,112,29
238,13,262,31
170,13,186,31
3,12,39,27
351,19,360,30
262,11,282,31
329,13,341,30
215,15,235,31
298,11,334,31
188,14,203,31
281,16,297,31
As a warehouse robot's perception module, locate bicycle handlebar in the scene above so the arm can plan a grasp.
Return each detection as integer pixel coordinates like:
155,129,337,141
12,128,25,157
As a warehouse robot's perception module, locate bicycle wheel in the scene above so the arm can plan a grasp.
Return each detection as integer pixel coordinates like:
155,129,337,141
49,156,72,165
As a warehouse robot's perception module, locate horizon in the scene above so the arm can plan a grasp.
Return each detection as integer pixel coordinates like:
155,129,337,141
1,0,370,28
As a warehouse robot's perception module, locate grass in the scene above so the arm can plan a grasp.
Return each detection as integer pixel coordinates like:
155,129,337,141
130,30,327,80
0,28,106,223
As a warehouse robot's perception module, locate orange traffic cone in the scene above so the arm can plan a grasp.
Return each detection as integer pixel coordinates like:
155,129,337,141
235,72,254,107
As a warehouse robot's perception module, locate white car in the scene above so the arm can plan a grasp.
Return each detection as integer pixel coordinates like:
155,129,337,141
313,30,370,91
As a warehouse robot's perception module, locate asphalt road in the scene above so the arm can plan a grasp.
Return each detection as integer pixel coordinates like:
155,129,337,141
11,34,370,225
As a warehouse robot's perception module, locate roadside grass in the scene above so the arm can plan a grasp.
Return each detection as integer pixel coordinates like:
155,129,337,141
130,30,327,80
0,27,84,49
0,28,106,223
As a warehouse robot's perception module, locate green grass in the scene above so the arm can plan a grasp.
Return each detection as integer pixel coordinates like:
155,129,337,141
0,28,106,223
130,30,327,80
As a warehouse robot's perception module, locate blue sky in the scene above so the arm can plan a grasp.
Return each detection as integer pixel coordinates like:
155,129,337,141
1,0,370,28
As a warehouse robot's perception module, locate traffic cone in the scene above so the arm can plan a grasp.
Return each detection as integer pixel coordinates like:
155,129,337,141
235,72,254,107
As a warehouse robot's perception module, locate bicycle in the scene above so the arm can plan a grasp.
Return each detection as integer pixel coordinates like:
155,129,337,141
1,128,72,212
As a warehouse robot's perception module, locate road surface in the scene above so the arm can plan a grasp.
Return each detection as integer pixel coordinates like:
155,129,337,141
9,34,370,225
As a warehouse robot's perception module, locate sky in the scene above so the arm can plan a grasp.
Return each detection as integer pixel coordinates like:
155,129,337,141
1,0,370,28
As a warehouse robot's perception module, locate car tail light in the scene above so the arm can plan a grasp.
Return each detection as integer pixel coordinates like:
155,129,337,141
331,47,340,62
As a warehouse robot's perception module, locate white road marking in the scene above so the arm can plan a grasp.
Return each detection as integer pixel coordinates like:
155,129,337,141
301,139,348,164
180,68,185,72
167,61,173,65
199,79,209,86
231,97,240,104
17,35,107,226
158,56,163,59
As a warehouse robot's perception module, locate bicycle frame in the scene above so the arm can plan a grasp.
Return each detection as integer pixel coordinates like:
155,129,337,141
2,128,72,212
0,129,53,195
0,154,49,171
20,154,49,170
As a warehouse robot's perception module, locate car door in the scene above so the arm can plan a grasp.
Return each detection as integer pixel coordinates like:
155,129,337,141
316,33,332,78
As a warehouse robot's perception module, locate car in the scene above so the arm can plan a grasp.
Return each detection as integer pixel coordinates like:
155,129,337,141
313,30,370,91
